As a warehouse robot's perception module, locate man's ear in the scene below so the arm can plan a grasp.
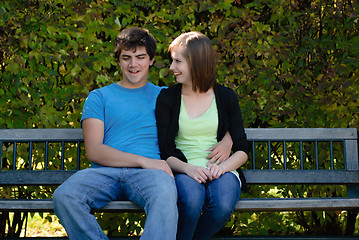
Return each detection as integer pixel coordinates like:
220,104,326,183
149,58,155,67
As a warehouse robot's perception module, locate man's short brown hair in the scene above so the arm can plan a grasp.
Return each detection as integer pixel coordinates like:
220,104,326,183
114,27,157,61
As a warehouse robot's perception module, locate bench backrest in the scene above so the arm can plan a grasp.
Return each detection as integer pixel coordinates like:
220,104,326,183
0,128,358,186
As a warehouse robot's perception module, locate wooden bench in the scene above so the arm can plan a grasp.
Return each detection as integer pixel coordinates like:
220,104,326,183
1,128,359,239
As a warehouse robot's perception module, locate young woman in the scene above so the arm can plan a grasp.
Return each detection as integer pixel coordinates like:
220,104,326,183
155,32,249,240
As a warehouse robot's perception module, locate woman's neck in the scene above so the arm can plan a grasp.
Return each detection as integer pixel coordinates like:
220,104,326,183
180,85,215,119
181,84,213,97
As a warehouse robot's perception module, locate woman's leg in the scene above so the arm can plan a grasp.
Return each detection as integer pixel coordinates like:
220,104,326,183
193,172,241,240
175,174,206,240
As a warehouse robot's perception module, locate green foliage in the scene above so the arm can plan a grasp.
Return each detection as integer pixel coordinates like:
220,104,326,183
1,0,358,237
1,0,358,129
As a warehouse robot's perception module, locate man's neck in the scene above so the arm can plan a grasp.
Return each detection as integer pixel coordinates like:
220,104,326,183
117,80,147,89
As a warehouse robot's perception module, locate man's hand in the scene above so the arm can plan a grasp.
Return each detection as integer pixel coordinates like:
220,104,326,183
206,131,233,166
139,158,174,178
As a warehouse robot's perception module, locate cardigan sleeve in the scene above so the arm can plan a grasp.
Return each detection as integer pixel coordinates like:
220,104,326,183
155,87,187,162
220,86,249,155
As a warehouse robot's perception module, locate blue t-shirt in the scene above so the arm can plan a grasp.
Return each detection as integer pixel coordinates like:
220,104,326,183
81,82,164,166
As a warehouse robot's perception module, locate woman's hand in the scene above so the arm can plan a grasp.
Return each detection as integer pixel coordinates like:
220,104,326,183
185,165,213,184
207,163,225,180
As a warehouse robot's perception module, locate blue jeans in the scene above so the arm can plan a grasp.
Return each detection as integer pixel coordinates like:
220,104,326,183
53,167,178,240
175,172,241,240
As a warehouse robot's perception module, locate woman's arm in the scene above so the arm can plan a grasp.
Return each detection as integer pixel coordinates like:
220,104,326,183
218,151,247,172
207,150,248,179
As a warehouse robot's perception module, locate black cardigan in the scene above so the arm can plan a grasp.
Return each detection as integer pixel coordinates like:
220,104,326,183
155,83,249,191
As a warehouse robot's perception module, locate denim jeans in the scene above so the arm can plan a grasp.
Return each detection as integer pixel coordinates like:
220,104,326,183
175,172,241,240
53,167,178,240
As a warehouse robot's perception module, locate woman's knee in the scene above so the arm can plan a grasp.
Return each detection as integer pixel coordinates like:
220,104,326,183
178,190,205,215
178,198,203,218
175,174,205,213
216,198,236,217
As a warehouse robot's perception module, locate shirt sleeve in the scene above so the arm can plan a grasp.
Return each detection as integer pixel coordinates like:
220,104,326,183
80,90,105,125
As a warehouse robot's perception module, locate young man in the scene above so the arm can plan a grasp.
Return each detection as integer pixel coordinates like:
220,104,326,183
53,27,178,240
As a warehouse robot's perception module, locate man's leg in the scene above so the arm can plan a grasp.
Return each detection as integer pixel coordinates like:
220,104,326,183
53,167,123,240
175,174,206,240
193,172,241,240
121,168,178,240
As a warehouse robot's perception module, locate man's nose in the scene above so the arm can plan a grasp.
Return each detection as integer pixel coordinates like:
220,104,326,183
129,58,137,67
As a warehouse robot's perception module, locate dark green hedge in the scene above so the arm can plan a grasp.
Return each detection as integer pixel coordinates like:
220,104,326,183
1,0,359,237
1,0,358,130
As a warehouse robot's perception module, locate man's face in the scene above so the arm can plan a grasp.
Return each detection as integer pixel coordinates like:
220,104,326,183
119,46,154,88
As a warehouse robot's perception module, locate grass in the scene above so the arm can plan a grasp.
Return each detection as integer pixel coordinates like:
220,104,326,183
23,213,67,237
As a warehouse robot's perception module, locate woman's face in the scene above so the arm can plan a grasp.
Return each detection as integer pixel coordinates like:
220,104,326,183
169,47,192,86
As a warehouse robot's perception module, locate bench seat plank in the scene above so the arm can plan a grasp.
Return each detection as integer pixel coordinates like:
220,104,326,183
2,198,359,212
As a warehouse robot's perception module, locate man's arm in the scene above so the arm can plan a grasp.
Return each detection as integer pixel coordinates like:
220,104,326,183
206,131,233,166
82,118,174,177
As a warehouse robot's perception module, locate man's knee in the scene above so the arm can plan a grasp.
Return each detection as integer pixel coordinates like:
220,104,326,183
151,170,178,198
53,185,67,207
53,182,78,208
153,182,177,207
147,176,178,214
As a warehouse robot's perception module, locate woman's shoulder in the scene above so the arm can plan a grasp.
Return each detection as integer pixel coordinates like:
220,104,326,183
214,84,237,98
157,84,181,104
158,84,181,96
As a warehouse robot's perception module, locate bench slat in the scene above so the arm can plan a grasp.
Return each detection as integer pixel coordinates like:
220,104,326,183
1,198,359,212
245,128,358,140
345,140,359,170
0,128,357,141
0,129,84,141
243,170,359,184
1,170,359,185
233,198,359,211
0,171,76,185
0,200,142,212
